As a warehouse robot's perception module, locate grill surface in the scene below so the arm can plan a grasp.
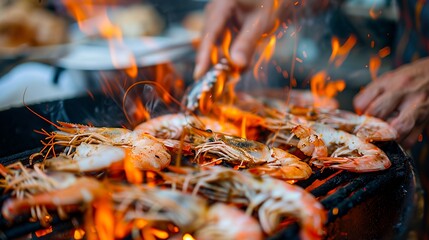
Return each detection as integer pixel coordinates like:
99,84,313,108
0,92,420,239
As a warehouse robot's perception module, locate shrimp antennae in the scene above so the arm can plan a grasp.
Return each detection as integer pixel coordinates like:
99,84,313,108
22,88,61,129
122,81,204,126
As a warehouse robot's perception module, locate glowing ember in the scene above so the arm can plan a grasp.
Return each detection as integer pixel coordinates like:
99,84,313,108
378,46,391,58
35,226,53,237
369,56,381,81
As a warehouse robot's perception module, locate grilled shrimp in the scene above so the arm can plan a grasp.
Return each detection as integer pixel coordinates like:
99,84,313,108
248,147,312,180
195,203,263,240
162,166,326,239
191,128,312,180
311,123,391,172
109,184,208,236
291,125,328,158
134,113,241,139
104,184,263,239
0,163,105,225
43,123,171,172
316,109,398,142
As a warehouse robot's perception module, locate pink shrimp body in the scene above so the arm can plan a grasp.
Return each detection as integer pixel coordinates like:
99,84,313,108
195,203,264,240
291,125,328,158
255,176,326,239
317,109,398,142
2,174,105,222
134,113,240,139
249,147,312,180
46,125,171,172
311,123,391,172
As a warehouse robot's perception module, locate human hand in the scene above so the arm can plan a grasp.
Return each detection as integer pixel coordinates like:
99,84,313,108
353,58,429,149
193,0,284,79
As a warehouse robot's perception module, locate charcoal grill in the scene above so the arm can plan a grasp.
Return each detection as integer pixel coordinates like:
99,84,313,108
0,92,422,240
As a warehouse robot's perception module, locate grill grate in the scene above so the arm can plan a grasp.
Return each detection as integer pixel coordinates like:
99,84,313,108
0,93,417,240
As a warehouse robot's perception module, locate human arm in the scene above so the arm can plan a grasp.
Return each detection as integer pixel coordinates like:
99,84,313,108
353,57,429,149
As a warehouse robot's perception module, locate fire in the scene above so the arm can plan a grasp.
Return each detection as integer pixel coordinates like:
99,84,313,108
183,233,196,240
133,97,151,123
222,29,232,62
94,199,115,240
369,7,382,20
62,0,138,78
329,35,357,68
310,71,345,108
369,56,381,81
35,226,53,237
378,46,391,58
124,149,143,184
74,228,86,239
253,35,277,80
151,229,169,239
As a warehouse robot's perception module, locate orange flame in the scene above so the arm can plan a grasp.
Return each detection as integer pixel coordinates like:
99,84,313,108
62,0,138,78
253,36,277,80
124,149,143,184
210,44,219,65
183,233,196,240
369,56,381,81
241,116,247,139
133,97,151,123
222,29,232,62
310,71,345,108
114,214,132,238
151,229,169,239
369,7,382,20
378,46,391,58
74,228,86,240
329,35,357,67
94,199,115,240
35,226,53,237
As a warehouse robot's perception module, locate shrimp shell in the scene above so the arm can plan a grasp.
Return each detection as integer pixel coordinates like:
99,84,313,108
195,203,263,240
134,113,240,139
45,126,171,172
311,123,391,172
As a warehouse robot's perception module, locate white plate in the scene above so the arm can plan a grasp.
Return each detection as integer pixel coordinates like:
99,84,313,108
56,36,196,70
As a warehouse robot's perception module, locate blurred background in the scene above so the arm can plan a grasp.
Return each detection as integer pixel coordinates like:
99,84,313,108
0,0,398,111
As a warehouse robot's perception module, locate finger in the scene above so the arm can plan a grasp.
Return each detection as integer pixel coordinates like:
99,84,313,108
390,93,426,140
230,10,271,68
353,82,385,114
194,0,235,79
364,91,402,119
400,126,424,150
